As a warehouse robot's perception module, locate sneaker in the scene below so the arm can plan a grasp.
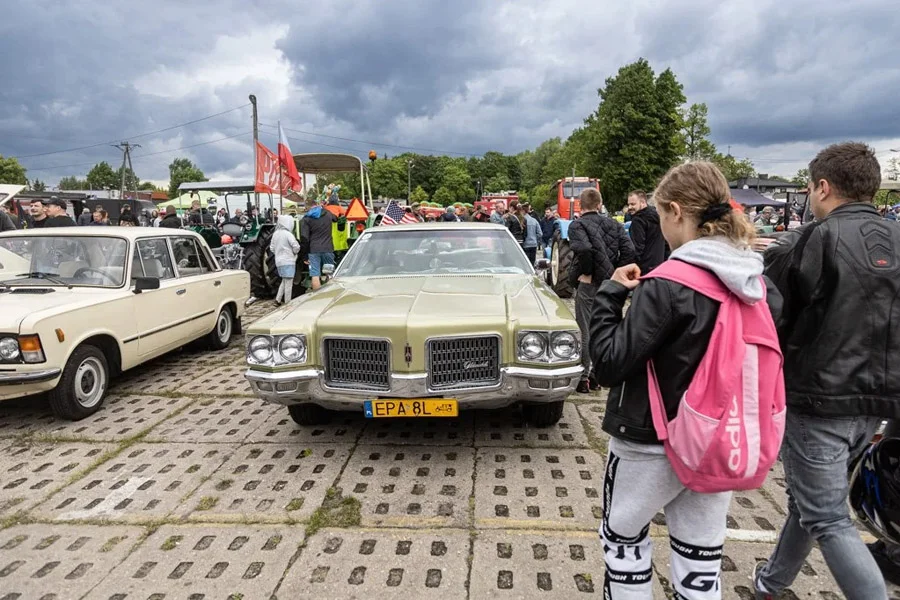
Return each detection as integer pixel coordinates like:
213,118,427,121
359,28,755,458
576,378,591,394
588,373,601,391
752,561,774,600
869,541,900,586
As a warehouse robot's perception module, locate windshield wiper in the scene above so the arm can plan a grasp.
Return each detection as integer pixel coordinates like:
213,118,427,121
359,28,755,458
14,272,73,289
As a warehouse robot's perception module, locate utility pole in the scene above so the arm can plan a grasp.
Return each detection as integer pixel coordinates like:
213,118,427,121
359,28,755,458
113,141,140,209
407,159,414,201
249,95,259,216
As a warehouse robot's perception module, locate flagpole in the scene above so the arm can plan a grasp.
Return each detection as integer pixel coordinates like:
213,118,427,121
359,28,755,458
278,120,284,216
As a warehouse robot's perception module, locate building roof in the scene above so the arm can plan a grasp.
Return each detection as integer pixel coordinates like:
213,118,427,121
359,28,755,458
729,177,801,189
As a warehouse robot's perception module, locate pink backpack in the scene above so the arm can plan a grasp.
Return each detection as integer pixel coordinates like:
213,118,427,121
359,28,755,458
643,260,786,493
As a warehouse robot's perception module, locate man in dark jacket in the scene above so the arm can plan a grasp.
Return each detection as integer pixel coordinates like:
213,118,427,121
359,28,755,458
754,143,895,600
300,204,337,291
42,197,77,227
626,190,666,274
159,207,182,228
568,188,635,393
119,203,140,226
540,208,556,247
0,207,16,231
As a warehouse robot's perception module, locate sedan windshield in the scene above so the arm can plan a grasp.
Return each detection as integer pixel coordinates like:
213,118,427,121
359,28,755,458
336,229,533,277
0,236,128,288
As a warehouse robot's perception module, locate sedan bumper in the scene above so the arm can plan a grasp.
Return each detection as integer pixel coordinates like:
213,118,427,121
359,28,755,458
0,368,62,401
245,365,582,411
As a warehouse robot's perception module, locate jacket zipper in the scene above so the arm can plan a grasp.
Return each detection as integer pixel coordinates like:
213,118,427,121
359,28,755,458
617,381,626,410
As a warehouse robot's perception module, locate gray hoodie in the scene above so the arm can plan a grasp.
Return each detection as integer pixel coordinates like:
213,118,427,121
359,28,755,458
668,236,764,304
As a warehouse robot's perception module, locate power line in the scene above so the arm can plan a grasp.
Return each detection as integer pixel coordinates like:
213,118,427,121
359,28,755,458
258,122,481,157
10,103,250,160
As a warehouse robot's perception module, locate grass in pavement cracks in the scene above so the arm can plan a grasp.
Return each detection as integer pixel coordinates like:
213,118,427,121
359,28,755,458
305,487,361,537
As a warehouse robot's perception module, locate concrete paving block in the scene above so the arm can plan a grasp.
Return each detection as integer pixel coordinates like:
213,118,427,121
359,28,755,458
474,448,603,530
358,412,475,446
144,397,277,443
470,530,668,599
0,396,58,439
576,401,607,437
279,527,469,600
111,362,198,395
182,444,352,522
340,445,475,527
33,443,234,522
34,395,192,442
0,442,116,515
0,523,142,599
474,403,591,448
247,408,366,444
652,538,842,599
89,524,301,599
176,366,254,396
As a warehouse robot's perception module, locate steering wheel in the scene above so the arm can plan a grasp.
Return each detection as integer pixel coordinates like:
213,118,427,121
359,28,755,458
73,267,118,284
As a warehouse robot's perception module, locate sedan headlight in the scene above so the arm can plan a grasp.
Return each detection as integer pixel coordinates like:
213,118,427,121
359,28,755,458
517,330,580,363
518,332,546,360
0,337,19,361
550,331,579,360
248,336,273,364
278,335,307,363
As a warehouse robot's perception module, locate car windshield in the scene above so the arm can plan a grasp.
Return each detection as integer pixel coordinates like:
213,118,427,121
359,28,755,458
336,229,533,277
0,235,128,288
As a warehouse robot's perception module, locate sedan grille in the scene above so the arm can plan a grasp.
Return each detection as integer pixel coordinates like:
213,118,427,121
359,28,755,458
324,338,390,390
428,336,500,390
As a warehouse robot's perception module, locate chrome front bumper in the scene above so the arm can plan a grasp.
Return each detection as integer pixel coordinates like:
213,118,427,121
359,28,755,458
245,365,583,411
0,368,62,385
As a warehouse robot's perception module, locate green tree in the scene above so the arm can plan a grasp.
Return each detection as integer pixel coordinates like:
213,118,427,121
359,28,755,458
432,186,454,206
485,173,511,193
440,163,474,203
0,155,27,185
138,181,158,191
29,179,46,192
86,161,118,190
58,176,88,190
680,103,717,161
370,157,408,198
712,154,756,182
581,59,686,210
409,185,429,204
167,158,207,198
116,166,140,194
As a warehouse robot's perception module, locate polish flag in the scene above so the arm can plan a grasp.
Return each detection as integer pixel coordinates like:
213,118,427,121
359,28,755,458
278,122,301,191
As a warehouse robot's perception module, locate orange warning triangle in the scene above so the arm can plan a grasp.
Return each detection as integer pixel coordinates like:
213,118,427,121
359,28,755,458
345,197,370,221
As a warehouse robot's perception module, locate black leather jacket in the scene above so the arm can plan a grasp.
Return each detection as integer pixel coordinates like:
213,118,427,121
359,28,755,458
590,273,782,445
764,202,900,418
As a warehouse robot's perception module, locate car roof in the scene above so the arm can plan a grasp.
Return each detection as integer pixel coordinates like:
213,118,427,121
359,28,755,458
0,227,205,242
365,222,508,233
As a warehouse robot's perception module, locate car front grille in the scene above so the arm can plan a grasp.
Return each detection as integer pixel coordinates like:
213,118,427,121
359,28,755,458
324,338,390,390
428,336,501,390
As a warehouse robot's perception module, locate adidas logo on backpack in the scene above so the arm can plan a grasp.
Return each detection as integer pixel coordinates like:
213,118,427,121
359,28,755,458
643,260,786,493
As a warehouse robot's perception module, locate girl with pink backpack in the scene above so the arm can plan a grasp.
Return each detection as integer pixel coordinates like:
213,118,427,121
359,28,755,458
589,162,786,599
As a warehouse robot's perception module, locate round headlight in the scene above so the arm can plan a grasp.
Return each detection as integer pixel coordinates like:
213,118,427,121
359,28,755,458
551,332,578,359
278,335,306,363
248,336,273,363
519,332,546,360
0,337,19,361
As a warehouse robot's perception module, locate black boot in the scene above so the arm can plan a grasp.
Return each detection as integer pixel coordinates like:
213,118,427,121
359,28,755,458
868,541,900,586
576,378,591,394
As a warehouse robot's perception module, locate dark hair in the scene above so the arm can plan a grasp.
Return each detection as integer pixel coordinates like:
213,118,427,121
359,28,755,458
809,142,881,203
628,190,648,202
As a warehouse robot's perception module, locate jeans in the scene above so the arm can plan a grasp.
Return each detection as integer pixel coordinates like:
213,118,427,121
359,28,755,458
575,282,597,377
523,246,537,264
308,252,335,277
759,411,886,600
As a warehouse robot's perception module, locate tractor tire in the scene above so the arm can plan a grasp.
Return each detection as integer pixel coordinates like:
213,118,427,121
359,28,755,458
243,227,278,299
550,238,574,299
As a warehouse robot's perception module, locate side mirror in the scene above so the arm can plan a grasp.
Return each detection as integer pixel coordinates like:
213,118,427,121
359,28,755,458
133,277,160,294
322,264,335,276
535,258,550,270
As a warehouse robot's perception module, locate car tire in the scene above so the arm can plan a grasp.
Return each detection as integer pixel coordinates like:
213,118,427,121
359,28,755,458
48,345,109,421
288,404,330,426
206,306,234,350
522,401,565,427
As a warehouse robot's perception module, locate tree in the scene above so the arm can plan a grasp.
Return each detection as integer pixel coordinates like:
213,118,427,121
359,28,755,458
680,103,717,161
581,59,686,210
167,158,207,198
432,186,454,206
409,185,429,204
58,176,88,190
440,163,474,203
0,155,27,185
116,166,140,194
370,157,408,199
29,179,46,192
138,181,158,191
712,153,756,182
86,161,118,190
485,174,511,193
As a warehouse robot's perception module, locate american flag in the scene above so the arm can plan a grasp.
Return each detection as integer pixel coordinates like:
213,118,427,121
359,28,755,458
380,200,418,225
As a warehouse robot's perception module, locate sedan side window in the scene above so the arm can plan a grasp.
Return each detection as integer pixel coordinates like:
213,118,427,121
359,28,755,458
134,239,175,281
171,237,212,277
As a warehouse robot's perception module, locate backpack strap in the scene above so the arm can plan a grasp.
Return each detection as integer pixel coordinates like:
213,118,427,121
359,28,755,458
641,259,729,302
646,360,669,441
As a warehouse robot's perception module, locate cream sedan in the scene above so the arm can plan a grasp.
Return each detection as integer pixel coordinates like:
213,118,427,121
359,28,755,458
0,228,250,420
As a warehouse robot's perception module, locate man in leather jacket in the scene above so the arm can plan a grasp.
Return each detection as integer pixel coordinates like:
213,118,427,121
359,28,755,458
754,142,897,600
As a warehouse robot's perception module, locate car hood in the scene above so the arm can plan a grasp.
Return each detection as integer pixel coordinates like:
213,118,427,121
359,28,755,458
0,288,115,332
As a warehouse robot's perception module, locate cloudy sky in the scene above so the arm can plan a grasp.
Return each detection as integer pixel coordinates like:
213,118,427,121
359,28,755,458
2,0,899,188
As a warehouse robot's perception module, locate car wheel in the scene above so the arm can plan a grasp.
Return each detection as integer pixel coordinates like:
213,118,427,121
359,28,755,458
207,306,234,350
522,401,565,427
287,404,330,426
48,345,109,421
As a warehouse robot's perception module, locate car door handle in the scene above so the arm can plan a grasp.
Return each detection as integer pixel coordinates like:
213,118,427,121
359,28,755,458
214,281,222,287
176,289,186,295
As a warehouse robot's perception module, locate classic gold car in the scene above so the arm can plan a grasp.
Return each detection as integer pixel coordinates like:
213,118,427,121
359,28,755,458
0,227,250,419
245,223,582,427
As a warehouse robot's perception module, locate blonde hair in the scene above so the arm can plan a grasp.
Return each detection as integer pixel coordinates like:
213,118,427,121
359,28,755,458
654,162,755,246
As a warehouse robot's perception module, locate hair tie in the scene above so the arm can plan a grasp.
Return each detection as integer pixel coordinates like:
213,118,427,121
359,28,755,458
698,203,732,227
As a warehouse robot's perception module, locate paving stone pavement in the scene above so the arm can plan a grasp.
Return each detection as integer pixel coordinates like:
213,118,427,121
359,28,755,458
0,299,893,598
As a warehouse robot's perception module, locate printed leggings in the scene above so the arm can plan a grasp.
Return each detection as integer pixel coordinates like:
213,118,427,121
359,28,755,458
602,437,732,599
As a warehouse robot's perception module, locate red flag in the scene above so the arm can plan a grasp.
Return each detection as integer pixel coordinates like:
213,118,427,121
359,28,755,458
278,123,301,192
254,141,279,194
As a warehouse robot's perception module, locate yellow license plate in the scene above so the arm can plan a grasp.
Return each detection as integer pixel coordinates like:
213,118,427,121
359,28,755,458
364,399,458,418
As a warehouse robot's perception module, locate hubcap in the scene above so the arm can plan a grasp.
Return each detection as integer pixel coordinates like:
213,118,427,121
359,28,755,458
551,242,560,285
217,311,232,342
74,357,106,408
